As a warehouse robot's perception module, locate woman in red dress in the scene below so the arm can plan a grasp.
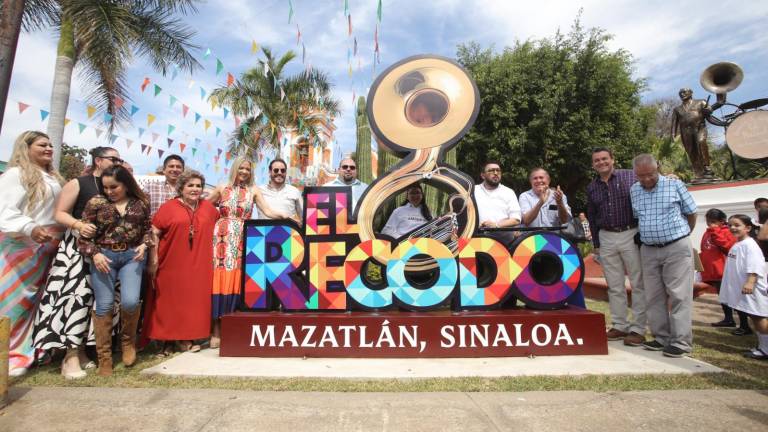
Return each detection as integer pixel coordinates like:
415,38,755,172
146,170,218,353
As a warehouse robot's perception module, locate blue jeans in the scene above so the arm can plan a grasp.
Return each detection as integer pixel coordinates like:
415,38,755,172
91,248,146,316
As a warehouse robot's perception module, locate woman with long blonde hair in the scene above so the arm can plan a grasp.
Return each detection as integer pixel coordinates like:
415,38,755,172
0,131,64,376
206,156,290,348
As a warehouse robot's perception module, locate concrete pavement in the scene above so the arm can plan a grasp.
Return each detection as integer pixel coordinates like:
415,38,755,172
2,387,767,431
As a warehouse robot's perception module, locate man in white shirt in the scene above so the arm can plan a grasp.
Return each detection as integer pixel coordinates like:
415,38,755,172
519,168,571,228
258,158,302,223
473,161,521,246
324,157,369,211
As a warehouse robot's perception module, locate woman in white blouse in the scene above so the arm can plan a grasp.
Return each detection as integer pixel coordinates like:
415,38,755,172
381,184,433,238
0,131,64,377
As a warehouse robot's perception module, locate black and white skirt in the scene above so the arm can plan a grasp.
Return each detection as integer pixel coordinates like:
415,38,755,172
32,230,121,350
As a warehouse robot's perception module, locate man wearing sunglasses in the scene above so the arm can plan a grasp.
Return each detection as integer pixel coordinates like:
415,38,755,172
324,157,369,211
473,161,521,247
258,158,302,223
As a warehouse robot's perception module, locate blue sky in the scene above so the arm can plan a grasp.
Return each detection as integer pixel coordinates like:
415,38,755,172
2,0,767,185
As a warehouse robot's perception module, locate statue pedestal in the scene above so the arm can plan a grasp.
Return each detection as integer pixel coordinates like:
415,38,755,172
688,178,768,247
220,308,608,358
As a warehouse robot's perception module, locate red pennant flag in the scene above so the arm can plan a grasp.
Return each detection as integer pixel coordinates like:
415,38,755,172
113,96,125,109
179,143,186,152
348,14,352,36
225,151,231,161
18,102,30,113
227,72,235,87
182,104,189,117
234,116,241,128
140,77,150,92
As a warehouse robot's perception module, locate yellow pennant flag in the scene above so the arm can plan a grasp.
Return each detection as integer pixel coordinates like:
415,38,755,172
204,119,211,131
147,113,156,126
64,118,71,126
210,97,218,110
86,105,96,118
251,40,259,54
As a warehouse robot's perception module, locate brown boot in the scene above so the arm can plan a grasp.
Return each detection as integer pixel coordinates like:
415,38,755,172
120,308,140,367
92,311,114,376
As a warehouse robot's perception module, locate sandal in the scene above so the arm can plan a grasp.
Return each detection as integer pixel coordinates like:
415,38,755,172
155,343,174,358
175,341,201,353
743,348,768,360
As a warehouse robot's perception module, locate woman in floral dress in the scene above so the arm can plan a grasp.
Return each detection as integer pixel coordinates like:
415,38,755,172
206,156,290,347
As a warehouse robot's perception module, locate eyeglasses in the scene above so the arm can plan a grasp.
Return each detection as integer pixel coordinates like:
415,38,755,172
271,168,286,174
103,156,124,164
484,168,501,174
341,165,357,170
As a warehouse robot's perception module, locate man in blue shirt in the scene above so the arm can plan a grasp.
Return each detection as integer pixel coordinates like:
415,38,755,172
630,154,697,358
324,157,369,212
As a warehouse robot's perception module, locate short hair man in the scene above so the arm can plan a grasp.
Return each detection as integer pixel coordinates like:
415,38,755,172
519,168,571,228
143,154,184,216
631,153,697,358
324,157,369,211
586,147,647,347
258,158,302,222
473,161,521,247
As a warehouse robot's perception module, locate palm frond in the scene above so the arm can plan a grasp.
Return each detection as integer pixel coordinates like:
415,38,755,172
16,0,59,32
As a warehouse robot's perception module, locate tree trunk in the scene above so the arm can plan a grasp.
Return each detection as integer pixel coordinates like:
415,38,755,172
0,0,25,136
47,17,76,169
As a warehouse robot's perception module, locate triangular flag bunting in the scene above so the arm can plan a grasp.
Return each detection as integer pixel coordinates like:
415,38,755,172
217,148,223,156
153,84,162,97
158,149,164,158
215,127,221,137
204,119,211,131
147,113,156,126
151,132,159,143
167,124,176,135
141,144,147,153
194,112,201,123
113,96,124,109
18,101,30,113
182,104,189,117
78,123,87,134
288,0,294,23
377,0,382,21
348,14,352,36
251,40,258,54
179,143,186,152
192,148,198,156
138,127,145,137
86,105,96,118
171,64,179,80
169,95,177,107
203,48,211,59
223,108,229,119
227,72,235,87
235,116,241,128
130,105,139,116
64,118,71,126
216,58,224,76
40,109,49,121
109,134,118,144
103,112,113,123
141,77,150,92
126,139,133,148
167,138,174,148
344,0,349,16
95,128,103,138
200,87,206,100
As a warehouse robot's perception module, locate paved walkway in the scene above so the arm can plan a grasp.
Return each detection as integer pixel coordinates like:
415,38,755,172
2,387,767,431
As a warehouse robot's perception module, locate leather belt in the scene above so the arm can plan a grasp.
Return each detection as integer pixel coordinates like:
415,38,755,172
601,224,637,233
108,242,128,252
642,234,689,248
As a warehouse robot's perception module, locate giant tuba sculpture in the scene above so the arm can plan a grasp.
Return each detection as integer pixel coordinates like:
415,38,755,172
356,55,480,270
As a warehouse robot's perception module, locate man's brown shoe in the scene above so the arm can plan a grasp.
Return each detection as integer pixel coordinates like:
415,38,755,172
623,332,645,346
606,328,628,341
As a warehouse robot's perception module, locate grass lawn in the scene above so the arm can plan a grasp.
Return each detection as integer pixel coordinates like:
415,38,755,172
10,299,768,392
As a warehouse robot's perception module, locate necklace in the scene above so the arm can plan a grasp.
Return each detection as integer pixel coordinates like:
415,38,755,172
179,198,199,249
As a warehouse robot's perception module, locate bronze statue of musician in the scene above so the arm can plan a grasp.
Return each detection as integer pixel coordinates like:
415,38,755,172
671,87,715,180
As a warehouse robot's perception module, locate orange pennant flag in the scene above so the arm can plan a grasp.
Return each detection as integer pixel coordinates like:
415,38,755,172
179,143,186,152
227,72,235,87
86,105,97,118
147,113,156,126
141,77,150,92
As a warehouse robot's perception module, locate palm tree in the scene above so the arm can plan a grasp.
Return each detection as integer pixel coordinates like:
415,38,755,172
19,1,201,169
209,46,340,157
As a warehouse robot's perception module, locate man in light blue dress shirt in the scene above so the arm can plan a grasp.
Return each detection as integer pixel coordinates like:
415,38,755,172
324,157,369,212
630,153,697,358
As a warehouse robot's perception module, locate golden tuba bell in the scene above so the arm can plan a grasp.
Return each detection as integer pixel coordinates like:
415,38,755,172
700,61,744,105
